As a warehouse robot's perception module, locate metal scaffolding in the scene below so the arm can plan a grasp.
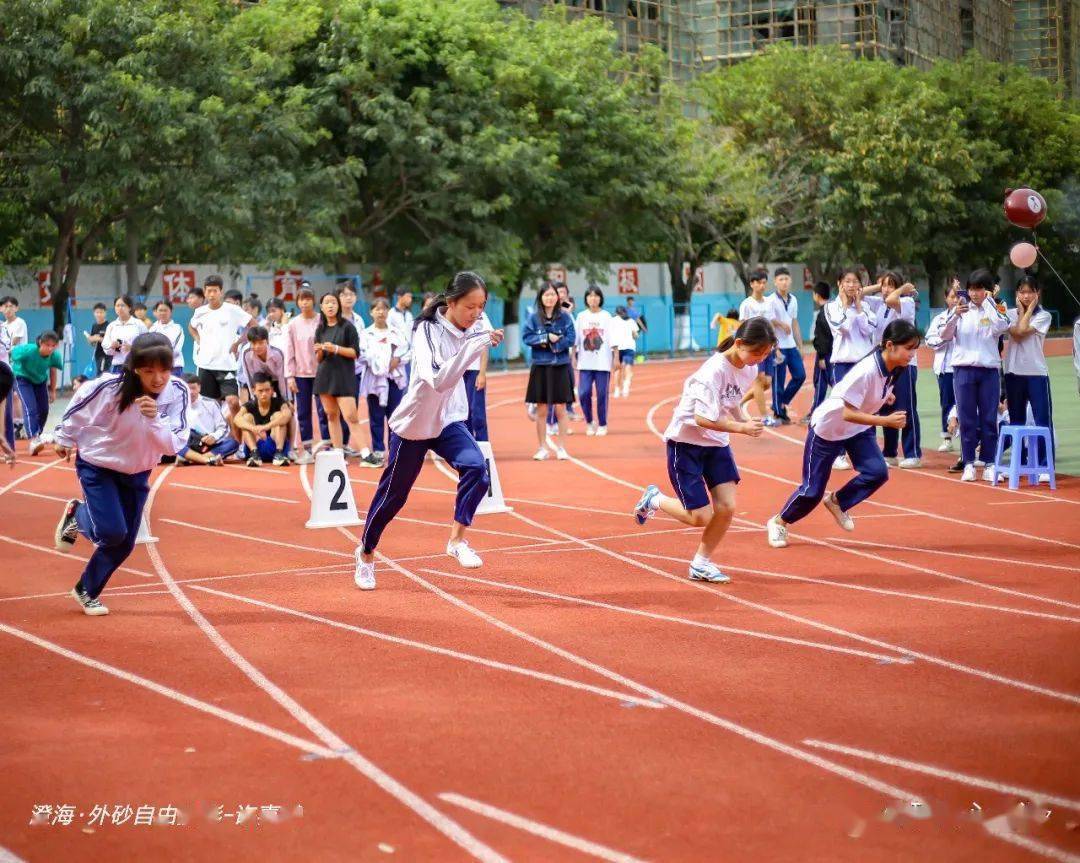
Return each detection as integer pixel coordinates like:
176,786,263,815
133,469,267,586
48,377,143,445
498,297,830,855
501,1,1074,94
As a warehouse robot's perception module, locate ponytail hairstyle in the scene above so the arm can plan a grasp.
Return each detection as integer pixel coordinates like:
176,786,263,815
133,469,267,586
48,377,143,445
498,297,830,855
718,316,778,353
880,319,921,351
415,271,488,330
117,333,174,413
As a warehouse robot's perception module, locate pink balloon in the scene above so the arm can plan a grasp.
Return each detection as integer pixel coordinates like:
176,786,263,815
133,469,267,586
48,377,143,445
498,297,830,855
1010,242,1037,268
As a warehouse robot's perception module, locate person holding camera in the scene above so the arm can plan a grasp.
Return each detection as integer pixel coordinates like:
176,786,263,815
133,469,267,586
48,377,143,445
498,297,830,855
523,284,576,461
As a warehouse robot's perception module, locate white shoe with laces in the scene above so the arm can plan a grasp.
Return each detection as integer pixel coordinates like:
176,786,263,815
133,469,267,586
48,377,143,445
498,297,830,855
447,540,482,569
833,455,851,471
961,464,976,482
766,516,788,548
983,466,997,483
937,438,953,453
596,426,608,437
532,447,549,461
884,457,899,467
823,491,855,531
353,549,376,590
898,457,922,469
1038,472,1051,484
586,424,596,436
554,446,569,461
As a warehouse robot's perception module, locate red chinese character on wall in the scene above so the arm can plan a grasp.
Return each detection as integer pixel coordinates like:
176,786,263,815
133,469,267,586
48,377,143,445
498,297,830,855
274,270,303,302
617,266,639,294
370,268,385,299
38,271,52,307
162,269,196,303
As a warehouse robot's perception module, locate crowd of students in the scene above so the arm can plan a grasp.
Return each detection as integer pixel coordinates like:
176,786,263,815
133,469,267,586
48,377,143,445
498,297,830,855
0,265,1067,613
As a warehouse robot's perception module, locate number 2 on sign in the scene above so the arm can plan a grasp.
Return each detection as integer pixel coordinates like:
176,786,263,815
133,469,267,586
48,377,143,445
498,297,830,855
328,469,348,511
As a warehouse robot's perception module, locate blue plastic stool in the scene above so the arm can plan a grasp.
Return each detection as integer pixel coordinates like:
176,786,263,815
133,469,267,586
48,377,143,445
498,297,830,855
992,425,1056,489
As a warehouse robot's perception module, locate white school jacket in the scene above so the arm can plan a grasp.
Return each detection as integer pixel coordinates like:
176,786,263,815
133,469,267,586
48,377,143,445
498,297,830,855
189,394,228,441
663,352,758,448
102,318,148,366
811,351,899,442
54,374,190,473
924,310,955,375
1003,307,1052,376
388,312,490,441
150,320,185,368
936,297,1010,368
824,299,878,364
866,296,918,368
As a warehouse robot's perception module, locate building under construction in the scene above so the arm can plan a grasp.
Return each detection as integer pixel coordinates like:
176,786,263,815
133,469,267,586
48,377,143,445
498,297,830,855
502,1,1077,95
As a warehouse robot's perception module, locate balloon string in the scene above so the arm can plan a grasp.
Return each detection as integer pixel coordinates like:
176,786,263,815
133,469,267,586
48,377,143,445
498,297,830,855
1034,248,1080,309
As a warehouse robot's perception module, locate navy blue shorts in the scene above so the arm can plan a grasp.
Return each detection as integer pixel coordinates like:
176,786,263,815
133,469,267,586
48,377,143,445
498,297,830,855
666,440,740,511
619,349,635,365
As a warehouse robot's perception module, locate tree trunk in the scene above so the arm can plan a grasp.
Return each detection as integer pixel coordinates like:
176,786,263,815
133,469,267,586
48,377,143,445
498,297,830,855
125,218,140,295
668,253,690,305
140,238,168,296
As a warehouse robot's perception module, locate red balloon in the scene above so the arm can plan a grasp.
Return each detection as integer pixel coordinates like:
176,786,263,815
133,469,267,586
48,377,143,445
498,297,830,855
1003,187,1047,229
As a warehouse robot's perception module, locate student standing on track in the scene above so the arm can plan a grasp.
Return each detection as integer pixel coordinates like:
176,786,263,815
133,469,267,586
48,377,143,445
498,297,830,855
575,286,616,437
359,298,409,459
150,300,185,376
188,276,257,420
766,320,920,549
52,333,189,616
523,284,575,461
925,279,960,454
1004,275,1054,477
462,309,493,442
769,267,806,424
285,284,320,465
809,282,833,419
610,306,640,400
86,302,110,377
354,272,504,591
737,269,781,426
936,269,1011,482
633,318,775,584
103,295,148,373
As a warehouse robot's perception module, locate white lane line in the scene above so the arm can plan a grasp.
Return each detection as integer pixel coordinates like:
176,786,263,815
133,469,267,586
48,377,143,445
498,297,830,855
982,814,1080,862
146,471,507,863
14,489,72,503
420,569,905,664
628,553,1080,625
801,739,1080,811
190,585,661,709
438,792,648,863
0,846,26,863
508,486,1080,706
298,465,926,808
0,622,339,759
644,398,1080,606
160,518,354,558
170,483,299,504
0,458,61,496
987,499,1069,506
0,533,155,579
830,537,1080,575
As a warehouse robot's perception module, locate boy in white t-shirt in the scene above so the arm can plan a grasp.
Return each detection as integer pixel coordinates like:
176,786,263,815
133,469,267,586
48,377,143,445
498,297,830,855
188,275,258,416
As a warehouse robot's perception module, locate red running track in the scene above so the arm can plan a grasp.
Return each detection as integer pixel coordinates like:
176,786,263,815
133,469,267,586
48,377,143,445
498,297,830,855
1,358,1078,862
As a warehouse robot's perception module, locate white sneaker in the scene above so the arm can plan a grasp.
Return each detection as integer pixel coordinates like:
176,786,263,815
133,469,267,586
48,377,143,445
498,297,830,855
586,424,597,436
766,516,788,548
353,550,376,590
554,446,569,461
833,455,851,471
447,540,482,569
884,457,899,467
293,450,314,465
937,438,953,453
898,458,922,469
612,390,621,399
1038,472,1051,484
532,447,549,461
961,464,976,482
29,437,46,456
596,426,608,437
974,459,985,468
983,466,997,483
823,491,855,531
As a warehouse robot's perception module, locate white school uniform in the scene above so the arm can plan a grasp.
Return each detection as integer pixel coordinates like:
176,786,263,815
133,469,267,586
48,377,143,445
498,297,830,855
925,310,956,375
190,303,251,372
770,293,799,350
0,323,10,366
664,353,758,447
1003,307,1052,376
189,394,229,441
936,297,1010,368
389,311,490,440
387,306,415,339
150,320,185,368
811,352,898,441
866,296,918,367
54,374,190,472
824,298,878,364
738,295,777,324
359,323,410,404
102,318,148,367
575,309,615,371
266,319,289,355
610,316,640,351
2,316,28,348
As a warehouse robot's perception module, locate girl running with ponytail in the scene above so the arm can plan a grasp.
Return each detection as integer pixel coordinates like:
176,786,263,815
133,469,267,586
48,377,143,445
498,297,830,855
633,317,777,584
353,272,504,591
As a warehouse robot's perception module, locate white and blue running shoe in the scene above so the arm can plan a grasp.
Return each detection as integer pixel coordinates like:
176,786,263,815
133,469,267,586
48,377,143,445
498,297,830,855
633,484,661,526
688,560,731,584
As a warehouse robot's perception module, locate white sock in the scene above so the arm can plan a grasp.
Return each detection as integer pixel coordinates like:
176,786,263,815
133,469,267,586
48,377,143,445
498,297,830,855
649,492,663,511
692,553,711,569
